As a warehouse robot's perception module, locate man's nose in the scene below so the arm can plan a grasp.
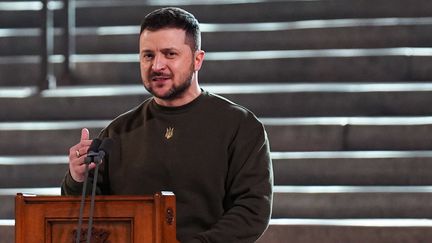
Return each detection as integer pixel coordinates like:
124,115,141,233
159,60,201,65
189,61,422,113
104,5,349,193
152,55,166,71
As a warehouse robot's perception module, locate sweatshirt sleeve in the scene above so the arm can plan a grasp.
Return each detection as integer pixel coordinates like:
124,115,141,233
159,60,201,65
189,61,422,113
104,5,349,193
61,129,110,196
60,165,104,196
61,170,84,195
191,113,274,243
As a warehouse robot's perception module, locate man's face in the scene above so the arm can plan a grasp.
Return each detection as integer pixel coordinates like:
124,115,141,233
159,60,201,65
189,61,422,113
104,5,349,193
139,28,201,101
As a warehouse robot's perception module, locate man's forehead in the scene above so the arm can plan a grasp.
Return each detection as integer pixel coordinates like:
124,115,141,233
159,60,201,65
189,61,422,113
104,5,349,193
139,28,190,49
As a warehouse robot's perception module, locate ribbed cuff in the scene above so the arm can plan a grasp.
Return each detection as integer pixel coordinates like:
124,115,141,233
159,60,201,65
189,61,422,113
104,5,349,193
63,170,84,195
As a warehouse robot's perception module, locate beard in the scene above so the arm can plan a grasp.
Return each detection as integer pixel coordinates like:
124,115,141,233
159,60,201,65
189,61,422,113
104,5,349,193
144,63,194,101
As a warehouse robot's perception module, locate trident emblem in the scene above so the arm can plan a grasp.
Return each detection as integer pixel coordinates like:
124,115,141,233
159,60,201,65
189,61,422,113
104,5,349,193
165,127,174,139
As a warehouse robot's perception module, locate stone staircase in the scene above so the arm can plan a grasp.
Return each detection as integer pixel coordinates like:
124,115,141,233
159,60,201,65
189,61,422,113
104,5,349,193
2,0,432,242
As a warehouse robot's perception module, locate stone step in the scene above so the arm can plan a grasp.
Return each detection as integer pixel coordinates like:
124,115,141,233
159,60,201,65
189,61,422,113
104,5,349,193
4,151,432,188
273,151,432,185
3,83,432,120
257,218,432,243
272,186,432,218
2,48,432,86
1,0,432,28
1,18,432,55
202,18,432,52
0,156,68,188
0,121,104,155
2,186,432,219
0,187,59,219
0,221,13,243
265,116,432,151
3,218,432,243
3,117,432,155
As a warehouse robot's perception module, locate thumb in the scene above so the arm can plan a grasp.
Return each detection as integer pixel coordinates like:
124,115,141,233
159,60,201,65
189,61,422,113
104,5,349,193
80,128,90,141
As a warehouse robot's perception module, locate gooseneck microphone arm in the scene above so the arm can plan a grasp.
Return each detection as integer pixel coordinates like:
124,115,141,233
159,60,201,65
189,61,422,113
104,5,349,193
86,138,113,243
75,138,101,243
86,162,100,243
75,161,90,243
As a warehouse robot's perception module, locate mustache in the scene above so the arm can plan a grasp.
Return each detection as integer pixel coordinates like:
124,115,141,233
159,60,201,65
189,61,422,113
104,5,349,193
150,72,172,79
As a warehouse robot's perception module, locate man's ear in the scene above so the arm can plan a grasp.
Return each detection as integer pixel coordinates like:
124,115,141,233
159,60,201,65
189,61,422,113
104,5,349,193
194,50,205,71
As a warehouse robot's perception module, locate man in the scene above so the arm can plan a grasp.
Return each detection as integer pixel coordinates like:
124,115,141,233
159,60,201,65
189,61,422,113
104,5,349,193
62,7,273,243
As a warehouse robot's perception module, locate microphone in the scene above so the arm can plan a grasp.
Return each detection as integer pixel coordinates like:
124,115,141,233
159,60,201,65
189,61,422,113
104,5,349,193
84,138,102,164
97,138,113,162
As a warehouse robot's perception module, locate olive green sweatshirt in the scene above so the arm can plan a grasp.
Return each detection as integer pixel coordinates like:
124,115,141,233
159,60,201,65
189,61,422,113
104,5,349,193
62,90,273,243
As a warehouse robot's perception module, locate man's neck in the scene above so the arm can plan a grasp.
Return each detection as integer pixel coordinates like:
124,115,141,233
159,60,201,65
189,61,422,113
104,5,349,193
154,82,201,107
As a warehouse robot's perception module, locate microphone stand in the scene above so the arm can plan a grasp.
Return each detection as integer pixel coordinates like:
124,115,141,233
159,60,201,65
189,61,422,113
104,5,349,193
75,138,112,243
86,154,103,243
75,161,90,243
75,142,101,243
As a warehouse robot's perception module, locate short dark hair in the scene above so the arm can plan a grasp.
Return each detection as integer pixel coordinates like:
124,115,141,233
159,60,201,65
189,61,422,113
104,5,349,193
140,7,201,52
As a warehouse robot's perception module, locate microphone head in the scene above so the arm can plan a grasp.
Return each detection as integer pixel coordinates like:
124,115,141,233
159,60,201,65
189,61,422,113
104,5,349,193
87,138,102,153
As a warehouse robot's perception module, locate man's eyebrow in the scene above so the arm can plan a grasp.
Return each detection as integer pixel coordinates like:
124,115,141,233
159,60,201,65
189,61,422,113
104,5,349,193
140,48,179,53
161,48,179,52
140,49,153,53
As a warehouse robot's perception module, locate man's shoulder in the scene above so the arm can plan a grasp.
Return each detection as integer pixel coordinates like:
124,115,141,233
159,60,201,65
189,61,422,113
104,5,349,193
204,91,258,119
201,91,264,130
103,98,152,134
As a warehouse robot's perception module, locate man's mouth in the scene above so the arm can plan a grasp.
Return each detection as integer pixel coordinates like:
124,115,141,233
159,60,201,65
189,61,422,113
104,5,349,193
151,73,172,82
152,76,170,81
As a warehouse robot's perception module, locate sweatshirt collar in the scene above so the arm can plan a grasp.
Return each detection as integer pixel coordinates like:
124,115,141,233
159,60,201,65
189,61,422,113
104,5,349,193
150,89,207,114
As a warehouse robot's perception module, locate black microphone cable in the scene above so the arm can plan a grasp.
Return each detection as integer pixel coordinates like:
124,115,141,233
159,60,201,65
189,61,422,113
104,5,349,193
75,138,102,243
86,138,113,243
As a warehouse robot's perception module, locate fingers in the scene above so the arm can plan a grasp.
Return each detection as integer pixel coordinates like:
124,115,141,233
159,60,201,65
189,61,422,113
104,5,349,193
71,161,97,182
81,128,90,141
69,128,92,159
68,128,93,182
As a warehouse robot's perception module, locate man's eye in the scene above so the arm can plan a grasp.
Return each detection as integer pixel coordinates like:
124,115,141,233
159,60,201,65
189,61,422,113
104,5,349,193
142,54,154,60
167,52,177,58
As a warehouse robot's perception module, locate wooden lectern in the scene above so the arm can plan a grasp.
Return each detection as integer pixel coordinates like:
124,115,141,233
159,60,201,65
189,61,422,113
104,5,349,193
15,191,178,243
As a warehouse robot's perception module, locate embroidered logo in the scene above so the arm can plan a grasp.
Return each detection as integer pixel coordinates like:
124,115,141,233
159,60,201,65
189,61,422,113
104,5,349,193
165,127,174,139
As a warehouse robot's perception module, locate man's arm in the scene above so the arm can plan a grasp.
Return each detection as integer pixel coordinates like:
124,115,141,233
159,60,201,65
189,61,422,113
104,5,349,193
61,128,107,196
191,115,274,243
